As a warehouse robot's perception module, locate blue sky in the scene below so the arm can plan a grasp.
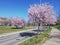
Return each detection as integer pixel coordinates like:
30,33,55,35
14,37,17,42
0,0,60,21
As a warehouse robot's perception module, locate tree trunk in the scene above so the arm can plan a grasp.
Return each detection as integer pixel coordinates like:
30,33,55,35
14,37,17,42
15,25,18,29
48,24,50,28
38,23,40,30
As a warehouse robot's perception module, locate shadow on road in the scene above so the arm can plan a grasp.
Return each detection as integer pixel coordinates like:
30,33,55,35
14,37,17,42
33,29,44,32
20,32,37,37
19,29,45,37
19,29,42,37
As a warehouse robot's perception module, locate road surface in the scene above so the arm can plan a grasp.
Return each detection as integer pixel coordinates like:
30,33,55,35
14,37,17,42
0,29,42,45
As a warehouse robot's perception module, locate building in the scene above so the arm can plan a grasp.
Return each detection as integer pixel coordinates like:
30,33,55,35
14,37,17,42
0,17,11,26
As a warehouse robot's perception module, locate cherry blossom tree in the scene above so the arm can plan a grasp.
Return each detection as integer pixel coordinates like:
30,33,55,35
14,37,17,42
28,3,57,29
11,17,25,28
44,14,57,28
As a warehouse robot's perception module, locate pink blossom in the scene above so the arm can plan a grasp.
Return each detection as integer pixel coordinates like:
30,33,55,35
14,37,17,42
28,3,57,25
11,17,25,27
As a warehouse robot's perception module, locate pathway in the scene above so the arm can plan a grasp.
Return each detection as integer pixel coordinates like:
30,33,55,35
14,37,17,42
43,27,60,45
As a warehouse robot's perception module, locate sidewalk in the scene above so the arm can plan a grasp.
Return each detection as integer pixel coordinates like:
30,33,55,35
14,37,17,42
0,28,36,37
43,27,60,45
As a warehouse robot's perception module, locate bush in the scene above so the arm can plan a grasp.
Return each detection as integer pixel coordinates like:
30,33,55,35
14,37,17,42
54,25,60,30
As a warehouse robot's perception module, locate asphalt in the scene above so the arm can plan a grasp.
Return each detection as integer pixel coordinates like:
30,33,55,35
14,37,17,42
0,29,40,45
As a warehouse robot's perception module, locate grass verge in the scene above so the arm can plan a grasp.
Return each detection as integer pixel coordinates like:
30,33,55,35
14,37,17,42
0,26,36,34
18,28,51,45
54,25,60,30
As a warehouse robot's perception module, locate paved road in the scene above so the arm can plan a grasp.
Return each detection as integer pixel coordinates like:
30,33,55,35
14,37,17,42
0,29,42,45
43,27,60,45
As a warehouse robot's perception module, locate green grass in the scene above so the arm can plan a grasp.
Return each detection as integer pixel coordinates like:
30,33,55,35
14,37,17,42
0,26,36,34
18,28,51,45
54,25,60,30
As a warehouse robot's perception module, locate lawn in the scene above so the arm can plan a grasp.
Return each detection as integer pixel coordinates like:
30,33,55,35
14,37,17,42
54,25,60,30
0,26,36,34
18,28,51,45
